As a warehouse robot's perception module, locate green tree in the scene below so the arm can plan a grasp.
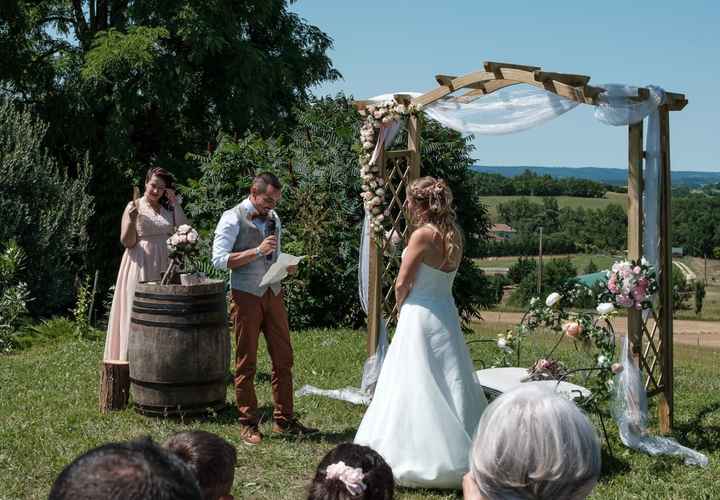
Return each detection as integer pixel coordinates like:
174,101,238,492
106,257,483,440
1,0,339,294
0,100,93,315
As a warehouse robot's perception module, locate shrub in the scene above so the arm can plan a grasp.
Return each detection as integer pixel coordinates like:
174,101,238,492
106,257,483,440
0,241,31,352
0,100,94,316
508,257,536,284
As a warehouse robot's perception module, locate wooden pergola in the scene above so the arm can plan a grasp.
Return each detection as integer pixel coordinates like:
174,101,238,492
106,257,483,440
354,61,687,432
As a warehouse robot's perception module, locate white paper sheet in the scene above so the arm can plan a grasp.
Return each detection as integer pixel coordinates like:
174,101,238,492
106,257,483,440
258,253,304,288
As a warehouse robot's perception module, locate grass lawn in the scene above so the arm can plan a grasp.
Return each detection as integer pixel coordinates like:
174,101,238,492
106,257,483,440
474,253,618,274
1,322,719,499
481,192,627,219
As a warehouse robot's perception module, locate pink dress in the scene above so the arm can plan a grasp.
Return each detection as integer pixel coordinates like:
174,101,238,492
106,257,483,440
103,197,188,361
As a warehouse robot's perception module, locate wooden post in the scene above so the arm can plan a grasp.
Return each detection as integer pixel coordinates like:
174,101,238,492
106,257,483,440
367,148,384,356
627,121,644,367
658,105,673,432
407,114,421,180
99,361,130,413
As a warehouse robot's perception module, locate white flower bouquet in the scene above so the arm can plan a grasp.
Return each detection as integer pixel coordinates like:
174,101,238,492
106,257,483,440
161,225,201,285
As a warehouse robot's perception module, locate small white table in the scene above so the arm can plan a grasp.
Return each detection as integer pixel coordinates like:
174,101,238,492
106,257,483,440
475,367,592,401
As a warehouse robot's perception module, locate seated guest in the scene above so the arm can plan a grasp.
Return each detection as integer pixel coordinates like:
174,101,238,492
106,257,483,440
464,385,601,500
49,436,201,500
164,431,237,500
308,443,394,500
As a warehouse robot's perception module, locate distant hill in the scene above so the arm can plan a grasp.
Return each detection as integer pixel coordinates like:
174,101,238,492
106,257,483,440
472,165,720,187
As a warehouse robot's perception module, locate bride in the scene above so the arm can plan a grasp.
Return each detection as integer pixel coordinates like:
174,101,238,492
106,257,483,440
354,176,488,489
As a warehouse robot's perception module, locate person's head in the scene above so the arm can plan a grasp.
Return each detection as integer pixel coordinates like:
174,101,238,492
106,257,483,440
405,176,462,265
144,167,176,208
308,443,394,500
468,385,601,500
49,436,201,500
163,431,237,500
249,172,282,217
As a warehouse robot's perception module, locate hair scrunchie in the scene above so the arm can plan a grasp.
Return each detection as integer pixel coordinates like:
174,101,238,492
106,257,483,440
325,461,367,496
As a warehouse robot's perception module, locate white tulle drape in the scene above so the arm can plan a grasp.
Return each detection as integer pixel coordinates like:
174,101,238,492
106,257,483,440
612,335,708,466
298,83,704,470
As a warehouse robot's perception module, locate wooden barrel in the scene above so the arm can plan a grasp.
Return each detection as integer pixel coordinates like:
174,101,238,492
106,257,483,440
129,280,230,416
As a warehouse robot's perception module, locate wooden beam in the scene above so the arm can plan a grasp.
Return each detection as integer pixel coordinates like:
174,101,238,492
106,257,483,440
534,71,591,87
484,61,541,74
435,75,457,89
627,121,644,367
413,85,454,107
658,104,673,432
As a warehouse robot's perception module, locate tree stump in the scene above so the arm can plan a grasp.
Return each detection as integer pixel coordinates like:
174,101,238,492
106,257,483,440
99,361,130,413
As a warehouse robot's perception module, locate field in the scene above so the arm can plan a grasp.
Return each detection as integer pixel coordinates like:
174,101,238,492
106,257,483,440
475,253,618,274
675,256,720,321
1,323,719,499
481,192,628,219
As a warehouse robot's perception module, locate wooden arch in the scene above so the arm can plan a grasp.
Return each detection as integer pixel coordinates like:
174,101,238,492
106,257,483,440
354,61,687,432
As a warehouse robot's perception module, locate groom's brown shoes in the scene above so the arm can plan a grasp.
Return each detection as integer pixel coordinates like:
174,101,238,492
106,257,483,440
272,417,319,437
239,424,263,446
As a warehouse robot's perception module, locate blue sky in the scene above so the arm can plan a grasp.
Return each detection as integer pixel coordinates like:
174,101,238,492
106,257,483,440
289,1,719,172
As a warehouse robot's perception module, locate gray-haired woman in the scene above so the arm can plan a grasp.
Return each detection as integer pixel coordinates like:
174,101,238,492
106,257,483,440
464,384,601,500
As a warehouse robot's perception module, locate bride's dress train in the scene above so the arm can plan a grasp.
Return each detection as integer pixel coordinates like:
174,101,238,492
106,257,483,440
354,259,487,489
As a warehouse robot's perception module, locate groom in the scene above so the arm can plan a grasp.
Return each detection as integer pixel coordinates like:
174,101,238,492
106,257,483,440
212,172,317,445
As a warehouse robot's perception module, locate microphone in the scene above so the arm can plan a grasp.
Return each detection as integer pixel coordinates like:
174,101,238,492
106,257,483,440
264,217,276,262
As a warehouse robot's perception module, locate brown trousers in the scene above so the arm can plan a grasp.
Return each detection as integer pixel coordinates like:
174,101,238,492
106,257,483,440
231,289,294,426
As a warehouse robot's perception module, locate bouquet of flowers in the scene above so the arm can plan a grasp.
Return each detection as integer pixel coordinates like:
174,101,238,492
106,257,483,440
162,225,200,284
599,258,658,310
524,358,567,382
167,224,199,261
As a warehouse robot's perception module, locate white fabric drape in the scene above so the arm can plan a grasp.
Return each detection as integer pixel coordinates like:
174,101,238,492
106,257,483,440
612,334,708,466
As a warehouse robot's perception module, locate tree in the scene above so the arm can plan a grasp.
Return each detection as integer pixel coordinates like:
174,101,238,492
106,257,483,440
0,100,93,315
1,1,340,295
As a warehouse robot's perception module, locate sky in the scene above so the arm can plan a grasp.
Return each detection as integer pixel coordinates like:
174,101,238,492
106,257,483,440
289,1,719,172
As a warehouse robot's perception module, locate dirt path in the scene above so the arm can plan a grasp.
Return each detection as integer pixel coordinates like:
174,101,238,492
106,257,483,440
477,311,720,349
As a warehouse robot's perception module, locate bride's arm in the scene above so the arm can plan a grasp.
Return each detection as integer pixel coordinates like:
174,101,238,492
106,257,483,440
394,227,433,308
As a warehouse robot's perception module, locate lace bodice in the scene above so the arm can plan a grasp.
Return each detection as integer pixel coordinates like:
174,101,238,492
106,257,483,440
135,197,175,240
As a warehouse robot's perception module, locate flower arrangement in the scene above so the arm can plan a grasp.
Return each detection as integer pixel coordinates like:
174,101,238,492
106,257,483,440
524,358,568,381
161,224,200,285
493,287,619,401
357,101,420,235
599,258,658,311
167,224,200,261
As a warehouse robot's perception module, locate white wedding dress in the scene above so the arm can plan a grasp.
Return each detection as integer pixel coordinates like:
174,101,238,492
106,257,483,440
354,254,488,489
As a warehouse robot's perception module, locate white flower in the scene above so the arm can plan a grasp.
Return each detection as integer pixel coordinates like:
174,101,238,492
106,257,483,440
641,256,648,266
358,108,367,117
597,355,608,367
530,297,539,306
545,292,561,307
187,230,198,243
371,207,382,215
375,188,385,196
596,303,615,315
177,224,191,234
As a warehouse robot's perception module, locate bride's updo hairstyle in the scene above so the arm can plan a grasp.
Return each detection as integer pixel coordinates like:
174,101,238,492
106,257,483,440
307,443,394,500
405,176,462,266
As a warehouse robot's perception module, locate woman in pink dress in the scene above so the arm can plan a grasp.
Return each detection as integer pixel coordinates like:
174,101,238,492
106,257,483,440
103,167,189,362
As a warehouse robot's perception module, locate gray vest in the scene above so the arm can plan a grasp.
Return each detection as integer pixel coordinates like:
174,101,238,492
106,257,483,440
230,204,282,297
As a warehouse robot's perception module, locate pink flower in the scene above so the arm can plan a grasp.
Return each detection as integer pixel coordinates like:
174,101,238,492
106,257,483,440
563,321,583,338
633,266,641,274
611,363,624,374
